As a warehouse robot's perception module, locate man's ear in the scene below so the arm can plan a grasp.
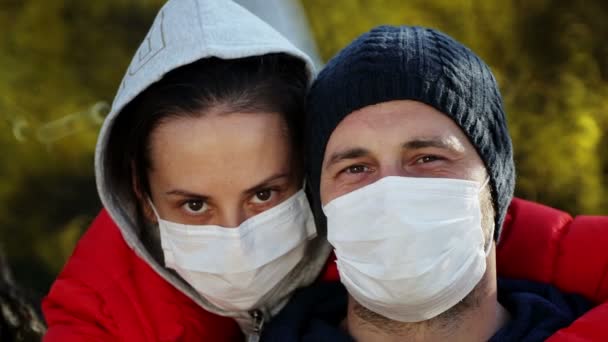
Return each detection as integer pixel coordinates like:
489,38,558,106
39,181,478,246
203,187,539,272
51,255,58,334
131,161,157,224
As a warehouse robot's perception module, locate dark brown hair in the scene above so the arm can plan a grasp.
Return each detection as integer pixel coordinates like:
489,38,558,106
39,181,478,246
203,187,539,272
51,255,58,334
105,53,308,232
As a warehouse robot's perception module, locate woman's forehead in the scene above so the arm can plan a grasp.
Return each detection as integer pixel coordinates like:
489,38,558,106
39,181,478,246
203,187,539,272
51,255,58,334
148,112,294,193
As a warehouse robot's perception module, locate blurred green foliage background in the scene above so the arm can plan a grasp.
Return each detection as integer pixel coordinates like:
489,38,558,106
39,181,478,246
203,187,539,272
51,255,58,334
0,0,606,312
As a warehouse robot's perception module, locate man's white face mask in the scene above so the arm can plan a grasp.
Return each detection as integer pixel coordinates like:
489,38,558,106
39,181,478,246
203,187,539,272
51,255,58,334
151,189,317,312
323,176,492,322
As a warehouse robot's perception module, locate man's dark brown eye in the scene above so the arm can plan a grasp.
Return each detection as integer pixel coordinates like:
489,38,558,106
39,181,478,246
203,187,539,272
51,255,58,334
346,165,368,174
417,155,441,164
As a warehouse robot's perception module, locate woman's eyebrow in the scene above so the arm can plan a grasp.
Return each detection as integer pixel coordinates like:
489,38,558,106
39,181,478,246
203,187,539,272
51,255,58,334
243,173,290,194
164,174,290,198
165,189,207,198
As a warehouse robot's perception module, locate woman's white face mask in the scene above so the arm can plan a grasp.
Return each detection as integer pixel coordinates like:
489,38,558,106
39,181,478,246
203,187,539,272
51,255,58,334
150,188,316,311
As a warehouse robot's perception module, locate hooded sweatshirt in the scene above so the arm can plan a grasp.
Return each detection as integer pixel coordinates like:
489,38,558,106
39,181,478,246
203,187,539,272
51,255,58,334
94,0,331,335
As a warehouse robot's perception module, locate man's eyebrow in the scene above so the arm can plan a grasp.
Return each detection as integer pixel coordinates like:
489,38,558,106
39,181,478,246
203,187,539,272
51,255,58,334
402,137,463,152
324,147,370,170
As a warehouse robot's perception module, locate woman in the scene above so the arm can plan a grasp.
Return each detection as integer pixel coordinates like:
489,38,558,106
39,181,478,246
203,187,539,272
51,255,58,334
42,1,331,340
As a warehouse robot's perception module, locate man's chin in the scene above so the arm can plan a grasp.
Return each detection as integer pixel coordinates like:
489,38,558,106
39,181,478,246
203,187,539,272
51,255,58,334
350,274,487,335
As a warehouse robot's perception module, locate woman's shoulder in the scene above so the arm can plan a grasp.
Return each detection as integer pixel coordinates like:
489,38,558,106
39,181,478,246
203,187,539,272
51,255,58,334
58,209,136,288
43,209,243,341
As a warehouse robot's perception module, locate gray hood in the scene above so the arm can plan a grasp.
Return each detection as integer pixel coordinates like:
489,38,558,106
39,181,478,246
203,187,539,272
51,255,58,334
94,0,331,335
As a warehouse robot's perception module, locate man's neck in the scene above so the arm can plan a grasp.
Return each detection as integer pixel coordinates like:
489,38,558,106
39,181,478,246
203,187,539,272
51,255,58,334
346,300,509,342
344,267,510,342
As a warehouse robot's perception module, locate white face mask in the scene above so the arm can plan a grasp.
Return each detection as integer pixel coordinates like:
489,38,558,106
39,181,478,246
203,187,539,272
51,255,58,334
323,176,492,322
151,189,317,312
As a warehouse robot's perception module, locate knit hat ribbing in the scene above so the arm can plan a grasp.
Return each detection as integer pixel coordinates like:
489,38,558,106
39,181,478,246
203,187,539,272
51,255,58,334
306,26,515,240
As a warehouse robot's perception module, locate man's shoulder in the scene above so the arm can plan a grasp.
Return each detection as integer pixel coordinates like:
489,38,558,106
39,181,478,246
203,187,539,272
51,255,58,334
497,197,573,285
498,197,608,304
492,277,593,342
262,281,351,341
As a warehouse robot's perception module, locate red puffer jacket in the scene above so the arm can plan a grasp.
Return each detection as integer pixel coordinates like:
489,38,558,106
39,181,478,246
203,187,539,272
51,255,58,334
43,198,608,341
498,198,608,341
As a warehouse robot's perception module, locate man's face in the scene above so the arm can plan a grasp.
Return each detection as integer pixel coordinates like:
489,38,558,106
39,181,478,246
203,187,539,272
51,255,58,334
320,100,488,206
320,99,496,327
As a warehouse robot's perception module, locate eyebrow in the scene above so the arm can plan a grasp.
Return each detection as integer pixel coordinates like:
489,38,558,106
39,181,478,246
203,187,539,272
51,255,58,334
324,137,463,171
243,173,290,194
402,137,463,152
325,147,370,170
164,173,290,198
165,189,207,198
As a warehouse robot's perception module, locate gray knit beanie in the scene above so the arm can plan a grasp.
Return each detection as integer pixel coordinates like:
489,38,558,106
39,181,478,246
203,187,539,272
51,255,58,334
306,25,515,240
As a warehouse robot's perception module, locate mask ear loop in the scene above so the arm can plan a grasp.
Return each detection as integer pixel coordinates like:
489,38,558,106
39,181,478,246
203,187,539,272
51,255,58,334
147,198,162,221
479,176,490,192
146,198,176,267
478,177,494,257
483,222,495,257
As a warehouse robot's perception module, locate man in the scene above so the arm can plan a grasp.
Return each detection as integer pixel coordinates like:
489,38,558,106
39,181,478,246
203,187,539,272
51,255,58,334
261,26,605,341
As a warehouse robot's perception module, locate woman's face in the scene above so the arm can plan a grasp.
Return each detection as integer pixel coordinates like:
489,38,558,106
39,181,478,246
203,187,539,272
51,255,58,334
145,111,300,227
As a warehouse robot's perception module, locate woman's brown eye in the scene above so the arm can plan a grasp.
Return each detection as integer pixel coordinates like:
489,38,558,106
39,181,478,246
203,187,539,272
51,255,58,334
252,189,274,203
183,200,207,214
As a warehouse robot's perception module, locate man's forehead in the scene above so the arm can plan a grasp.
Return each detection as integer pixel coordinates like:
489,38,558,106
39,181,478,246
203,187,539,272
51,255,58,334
337,100,450,128
328,100,465,143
